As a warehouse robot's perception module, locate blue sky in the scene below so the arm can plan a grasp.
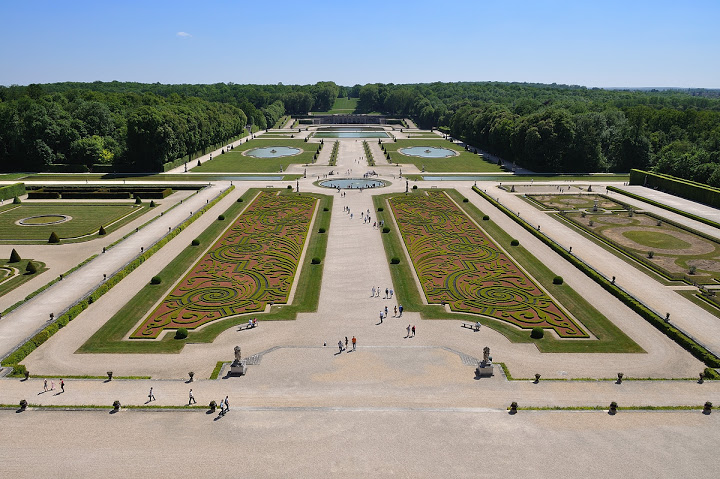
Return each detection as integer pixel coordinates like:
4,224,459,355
1,0,718,88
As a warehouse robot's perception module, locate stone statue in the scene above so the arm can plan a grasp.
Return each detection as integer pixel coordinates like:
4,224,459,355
483,346,490,363
234,346,242,363
230,345,247,376
476,346,494,377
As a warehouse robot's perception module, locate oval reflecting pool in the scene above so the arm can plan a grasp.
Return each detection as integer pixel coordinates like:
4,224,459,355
245,146,302,158
318,178,387,189
398,146,457,158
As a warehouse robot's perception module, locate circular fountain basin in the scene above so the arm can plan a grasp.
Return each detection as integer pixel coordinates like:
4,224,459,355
245,146,302,158
318,178,387,189
398,146,457,158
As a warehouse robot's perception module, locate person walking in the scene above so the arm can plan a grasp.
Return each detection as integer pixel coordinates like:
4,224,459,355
219,398,225,415
224,396,229,413
51,380,55,391
43,379,48,392
385,288,389,299
379,311,384,324
352,336,356,351
412,325,416,337
384,306,388,317
399,304,403,317
376,286,380,297
372,286,376,297
394,305,398,317
345,336,349,350
390,289,394,299
60,379,64,393
406,325,411,338
338,340,343,353
188,389,196,405
148,387,155,402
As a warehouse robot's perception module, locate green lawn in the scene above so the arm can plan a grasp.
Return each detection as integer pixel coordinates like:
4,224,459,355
311,97,358,115
0,258,48,296
78,189,333,353
192,139,318,173
383,140,504,173
0,203,148,242
373,189,643,354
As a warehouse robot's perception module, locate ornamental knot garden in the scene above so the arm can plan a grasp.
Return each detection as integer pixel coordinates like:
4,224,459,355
131,191,316,338
389,191,588,338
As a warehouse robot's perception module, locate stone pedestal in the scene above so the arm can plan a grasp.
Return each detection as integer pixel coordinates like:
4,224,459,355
230,360,247,376
475,360,494,378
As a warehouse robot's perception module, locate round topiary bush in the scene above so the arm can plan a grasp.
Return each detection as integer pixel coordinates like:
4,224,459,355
191,239,200,246
287,185,292,190
25,261,37,274
382,226,390,233
48,231,60,243
150,276,162,285
482,215,489,221
237,198,243,203
175,328,188,339
318,228,326,233
530,327,544,339
510,239,519,246
19,399,27,411
218,215,225,221
377,207,384,212
462,198,469,203
9,248,21,263
552,276,564,285
98,225,107,235
412,185,418,190
390,257,400,264
323,207,329,212
113,400,121,411
311,257,321,264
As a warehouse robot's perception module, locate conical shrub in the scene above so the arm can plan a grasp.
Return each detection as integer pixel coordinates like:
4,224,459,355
25,261,37,274
48,232,60,243
98,226,107,235
13,196,21,204
9,248,21,263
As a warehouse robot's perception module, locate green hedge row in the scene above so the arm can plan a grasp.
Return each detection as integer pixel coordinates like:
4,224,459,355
363,141,374,166
630,169,720,209
1,185,235,370
329,141,339,166
473,186,720,371
0,182,25,201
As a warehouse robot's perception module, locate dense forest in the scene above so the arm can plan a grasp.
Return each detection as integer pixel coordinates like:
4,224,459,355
1,80,719,177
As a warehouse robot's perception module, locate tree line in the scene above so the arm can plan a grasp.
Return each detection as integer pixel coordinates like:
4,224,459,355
2,80,719,177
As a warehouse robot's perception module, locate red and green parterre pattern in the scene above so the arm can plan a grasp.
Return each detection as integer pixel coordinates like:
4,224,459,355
389,191,587,338
131,192,317,338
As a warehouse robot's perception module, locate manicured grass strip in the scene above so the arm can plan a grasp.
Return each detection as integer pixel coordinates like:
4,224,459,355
390,191,586,338
383,139,502,173
473,186,720,367
210,361,228,379
131,191,316,338
0,203,148,243
78,190,332,353
374,190,642,353
193,139,316,173
1,186,234,368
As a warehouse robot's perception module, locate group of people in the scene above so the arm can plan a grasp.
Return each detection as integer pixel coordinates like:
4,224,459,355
246,317,258,329
42,378,65,393
371,286,395,300
338,336,357,353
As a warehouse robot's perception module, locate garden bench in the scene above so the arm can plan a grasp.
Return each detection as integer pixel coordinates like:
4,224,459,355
462,322,481,331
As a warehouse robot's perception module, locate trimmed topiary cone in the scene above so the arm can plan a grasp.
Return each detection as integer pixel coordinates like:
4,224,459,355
48,231,60,243
13,196,21,204
25,261,37,274
9,248,21,263
98,225,107,235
